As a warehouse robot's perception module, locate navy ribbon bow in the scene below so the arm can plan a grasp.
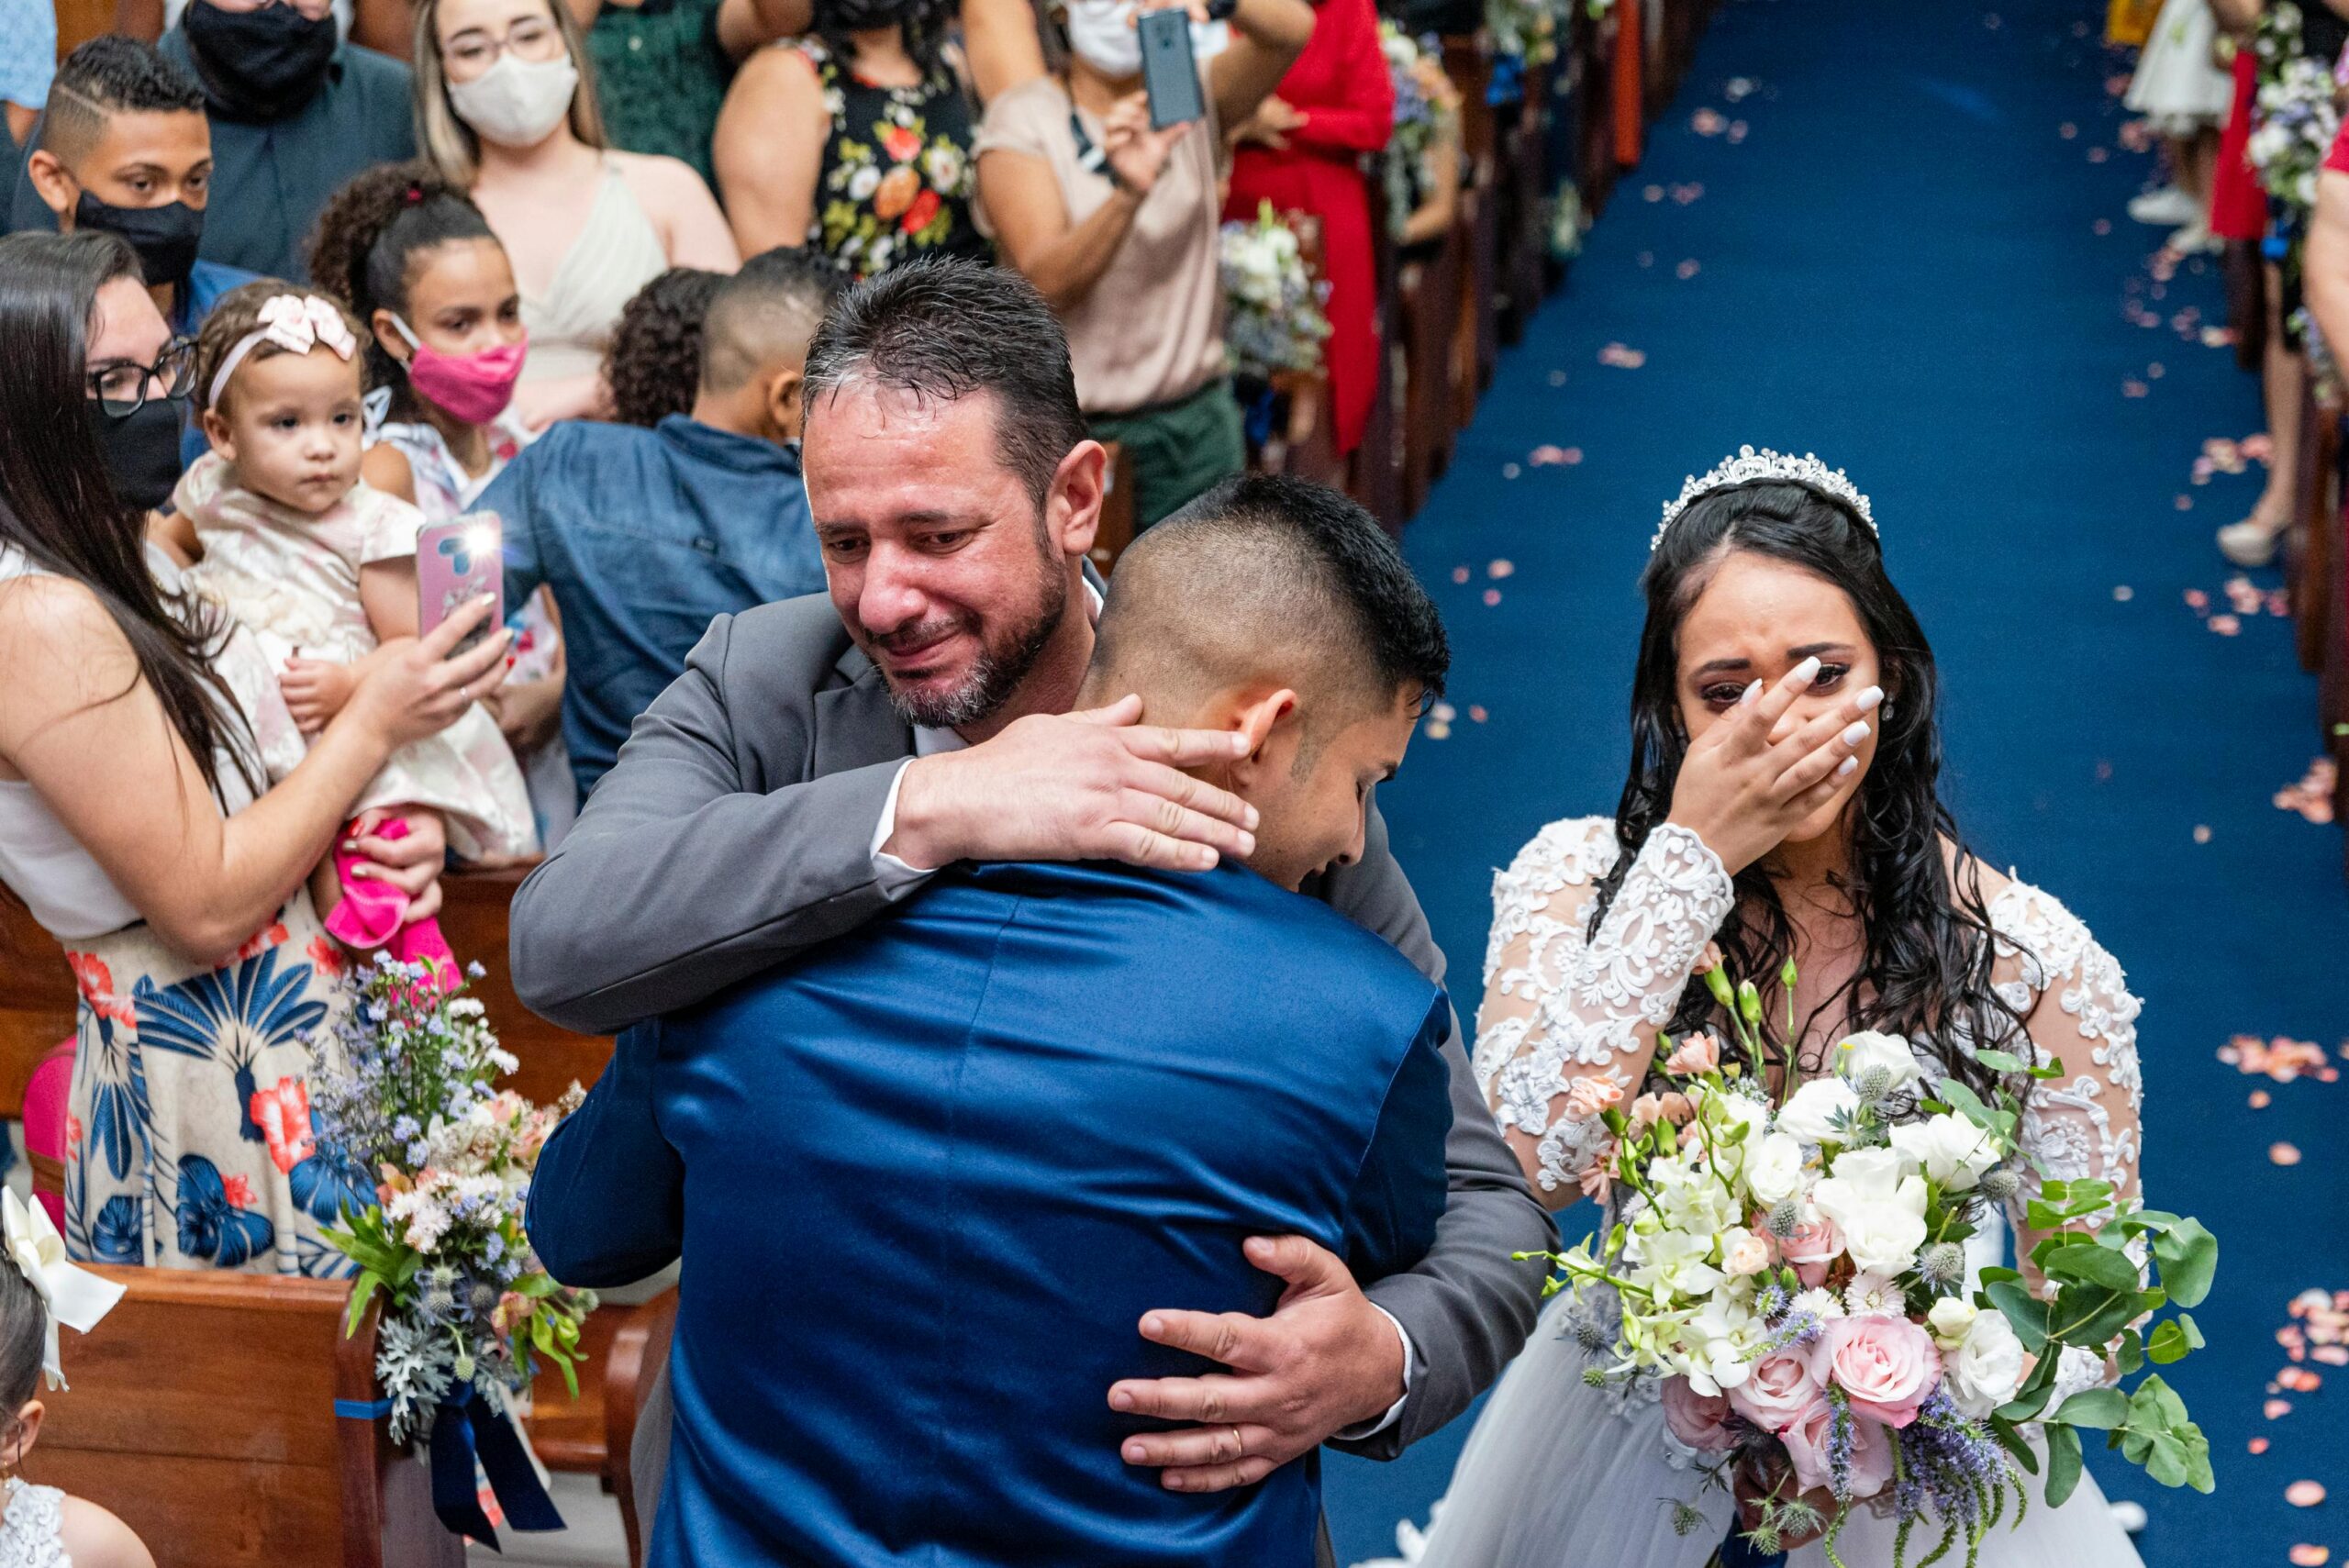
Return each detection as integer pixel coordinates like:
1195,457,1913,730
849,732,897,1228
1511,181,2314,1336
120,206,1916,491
429,1383,566,1551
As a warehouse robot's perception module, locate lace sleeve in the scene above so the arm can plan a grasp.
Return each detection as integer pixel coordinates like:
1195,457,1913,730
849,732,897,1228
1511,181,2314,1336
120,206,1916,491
1994,885,2145,1296
1473,817,1735,1207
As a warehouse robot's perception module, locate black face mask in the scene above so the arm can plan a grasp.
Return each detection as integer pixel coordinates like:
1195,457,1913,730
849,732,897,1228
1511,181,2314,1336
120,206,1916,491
182,0,340,123
73,193,204,297
86,396,188,514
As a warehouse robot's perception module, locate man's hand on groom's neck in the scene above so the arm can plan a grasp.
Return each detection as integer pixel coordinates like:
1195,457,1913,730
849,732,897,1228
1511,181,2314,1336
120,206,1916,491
884,694,1262,872
1105,1234,1408,1493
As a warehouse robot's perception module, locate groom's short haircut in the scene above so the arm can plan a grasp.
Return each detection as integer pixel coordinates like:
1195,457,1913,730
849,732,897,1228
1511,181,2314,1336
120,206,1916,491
1090,474,1449,753
800,256,1086,507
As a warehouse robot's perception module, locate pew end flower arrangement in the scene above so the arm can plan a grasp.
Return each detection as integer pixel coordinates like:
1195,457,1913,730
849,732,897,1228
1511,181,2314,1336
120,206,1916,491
313,958,596,1449
1219,201,1331,381
1519,962,2217,1568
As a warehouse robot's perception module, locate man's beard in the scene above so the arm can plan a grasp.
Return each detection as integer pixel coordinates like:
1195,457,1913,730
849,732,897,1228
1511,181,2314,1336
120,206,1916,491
869,562,1070,730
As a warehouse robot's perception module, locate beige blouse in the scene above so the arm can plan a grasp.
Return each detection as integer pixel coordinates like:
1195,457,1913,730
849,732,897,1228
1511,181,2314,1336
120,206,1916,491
975,72,1228,416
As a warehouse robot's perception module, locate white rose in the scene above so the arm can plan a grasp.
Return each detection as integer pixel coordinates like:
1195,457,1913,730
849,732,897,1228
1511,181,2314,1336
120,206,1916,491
1834,1029,1922,1092
1948,1309,2028,1418
1774,1077,1860,1147
1926,1296,1978,1348
1744,1132,1807,1207
1889,1112,2000,1192
1812,1148,1929,1275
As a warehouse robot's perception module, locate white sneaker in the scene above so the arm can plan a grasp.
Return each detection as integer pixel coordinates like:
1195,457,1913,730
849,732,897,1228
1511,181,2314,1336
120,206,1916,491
2166,218,2220,254
2217,519,2282,567
2129,186,2199,225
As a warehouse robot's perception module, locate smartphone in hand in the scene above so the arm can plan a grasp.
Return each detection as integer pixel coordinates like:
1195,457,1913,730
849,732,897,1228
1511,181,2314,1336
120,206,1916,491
1138,8,1206,130
417,512,504,656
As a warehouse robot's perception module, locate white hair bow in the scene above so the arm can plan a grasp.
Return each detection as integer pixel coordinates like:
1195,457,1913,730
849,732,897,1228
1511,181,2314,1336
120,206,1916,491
2,1190,125,1391
207,293,358,408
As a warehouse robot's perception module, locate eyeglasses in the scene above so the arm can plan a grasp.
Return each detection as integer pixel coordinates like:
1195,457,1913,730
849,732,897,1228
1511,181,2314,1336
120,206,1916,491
88,338,195,417
440,16,564,72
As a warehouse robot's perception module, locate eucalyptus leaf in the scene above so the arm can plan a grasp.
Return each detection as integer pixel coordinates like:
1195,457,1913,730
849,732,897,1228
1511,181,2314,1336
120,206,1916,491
1989,1416,2040,1475
2146,1318,2195,1364
2044,1423,2084,1508
2044,1244,2140,1293
1987,1279,2052,1352
2054,1389,2129,1429
2115,1329,2145,1375
2153,1218,2217,1307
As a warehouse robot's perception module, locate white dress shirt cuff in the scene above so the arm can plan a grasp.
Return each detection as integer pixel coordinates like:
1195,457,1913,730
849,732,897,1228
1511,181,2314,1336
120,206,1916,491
1330,1306,1414,1440
869,759,938,895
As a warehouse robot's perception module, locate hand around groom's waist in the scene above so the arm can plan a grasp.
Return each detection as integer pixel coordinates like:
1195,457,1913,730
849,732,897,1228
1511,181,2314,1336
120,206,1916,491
1108,1235,1408,1493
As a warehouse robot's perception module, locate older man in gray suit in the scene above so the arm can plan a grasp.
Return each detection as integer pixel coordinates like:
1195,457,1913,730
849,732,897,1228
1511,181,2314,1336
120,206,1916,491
509,258,1550,1540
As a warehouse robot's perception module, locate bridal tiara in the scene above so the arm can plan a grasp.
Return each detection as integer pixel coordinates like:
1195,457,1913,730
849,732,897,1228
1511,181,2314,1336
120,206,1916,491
1652,446,1877,552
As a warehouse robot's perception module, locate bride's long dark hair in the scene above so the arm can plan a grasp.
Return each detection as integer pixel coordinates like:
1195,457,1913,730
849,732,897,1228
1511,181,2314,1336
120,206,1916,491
1586,479,2025,1095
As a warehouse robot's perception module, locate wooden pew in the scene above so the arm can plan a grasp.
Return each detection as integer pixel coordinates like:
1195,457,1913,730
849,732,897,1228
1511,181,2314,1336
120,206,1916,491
1574,0,1620,216
1442,35,1501,430
1497,57,1552,347
0,892,71,1122
1350,161,1406,535
39,1268,461,1568
1091,440,1139,573
525,1287,677,1567
1397,221,1464,517
2290,382,2340,677
432,864,614,1111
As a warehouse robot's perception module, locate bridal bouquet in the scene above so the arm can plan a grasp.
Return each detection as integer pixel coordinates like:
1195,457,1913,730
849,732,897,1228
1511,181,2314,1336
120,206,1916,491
313,957,596,1447
1523,966,2217,1568
1380,25,1456,239
2248,4,2338,218
1219,202,1331,380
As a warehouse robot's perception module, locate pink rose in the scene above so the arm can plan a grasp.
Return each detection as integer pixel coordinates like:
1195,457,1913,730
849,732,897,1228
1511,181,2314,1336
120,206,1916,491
1660,1374,1740,1452
1779,1213,1843,1288
1809,1314,1942,1429
1663,1033,1720,1076
1781,1396,1896,1499
1727,1351,1820,1434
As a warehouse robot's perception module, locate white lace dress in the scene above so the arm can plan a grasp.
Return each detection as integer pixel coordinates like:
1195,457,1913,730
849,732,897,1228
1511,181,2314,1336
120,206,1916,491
2,1478,72,1566
1406,817,2148,1568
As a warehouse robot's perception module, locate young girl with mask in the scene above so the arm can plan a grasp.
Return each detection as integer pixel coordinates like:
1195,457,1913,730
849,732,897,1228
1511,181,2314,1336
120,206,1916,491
177,282,537,966
713,0,988,273
412,0,739,428
308,161,575,845
0,1192,152,1566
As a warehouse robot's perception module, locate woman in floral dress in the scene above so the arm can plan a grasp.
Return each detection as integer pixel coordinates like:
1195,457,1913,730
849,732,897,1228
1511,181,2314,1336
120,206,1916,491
713,0,988,275
0,232,510,1277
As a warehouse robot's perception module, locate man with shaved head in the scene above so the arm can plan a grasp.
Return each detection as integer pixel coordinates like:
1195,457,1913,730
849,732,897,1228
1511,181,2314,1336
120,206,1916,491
530,474,1458,1567
481,245,842,797
512,259,1548,1558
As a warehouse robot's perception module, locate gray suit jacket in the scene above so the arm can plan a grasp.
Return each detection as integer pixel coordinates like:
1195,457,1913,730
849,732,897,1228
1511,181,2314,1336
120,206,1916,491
509,593,1551,1532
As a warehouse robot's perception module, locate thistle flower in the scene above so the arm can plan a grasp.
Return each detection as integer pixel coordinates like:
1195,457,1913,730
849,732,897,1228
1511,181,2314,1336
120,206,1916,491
1766,1195,1803,1238
1918,1241,1966,1289
1977,1166,2020,1203
1670,1501,1707,1538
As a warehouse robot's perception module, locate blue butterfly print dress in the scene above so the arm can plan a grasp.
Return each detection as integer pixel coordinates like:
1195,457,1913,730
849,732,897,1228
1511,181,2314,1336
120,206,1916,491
62,904,358,1276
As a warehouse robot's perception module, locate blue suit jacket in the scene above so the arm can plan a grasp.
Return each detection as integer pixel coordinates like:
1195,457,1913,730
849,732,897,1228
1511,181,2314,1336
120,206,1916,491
528,858,1453,1567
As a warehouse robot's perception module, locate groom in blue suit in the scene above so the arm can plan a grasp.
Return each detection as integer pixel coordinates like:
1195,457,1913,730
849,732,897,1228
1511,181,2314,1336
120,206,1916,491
529,475,1457,1567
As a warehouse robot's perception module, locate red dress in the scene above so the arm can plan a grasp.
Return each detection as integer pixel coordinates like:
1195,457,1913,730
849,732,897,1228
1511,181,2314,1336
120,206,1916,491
1224,0,1394,455
2211,46,2265,242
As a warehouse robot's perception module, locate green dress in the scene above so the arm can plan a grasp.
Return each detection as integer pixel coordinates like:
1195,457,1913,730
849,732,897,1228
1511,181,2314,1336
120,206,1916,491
588,0,737,185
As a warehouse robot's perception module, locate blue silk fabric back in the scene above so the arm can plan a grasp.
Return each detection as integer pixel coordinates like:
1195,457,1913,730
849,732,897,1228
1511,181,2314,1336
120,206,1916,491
647,858,1453,1567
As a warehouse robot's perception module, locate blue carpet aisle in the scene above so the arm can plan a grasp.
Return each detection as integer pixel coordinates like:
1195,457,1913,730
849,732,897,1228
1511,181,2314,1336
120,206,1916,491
1324,1,2349,1562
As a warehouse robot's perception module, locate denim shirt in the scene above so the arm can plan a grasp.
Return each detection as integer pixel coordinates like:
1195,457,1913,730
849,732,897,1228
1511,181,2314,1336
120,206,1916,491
485,415,825,799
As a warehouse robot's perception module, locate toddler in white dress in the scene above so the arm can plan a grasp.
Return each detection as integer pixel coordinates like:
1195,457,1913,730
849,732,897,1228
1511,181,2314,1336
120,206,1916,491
175,287,536,965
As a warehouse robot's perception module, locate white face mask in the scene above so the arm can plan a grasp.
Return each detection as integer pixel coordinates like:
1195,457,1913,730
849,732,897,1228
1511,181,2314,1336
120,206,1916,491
1061,0,1226,79
446,52,579,149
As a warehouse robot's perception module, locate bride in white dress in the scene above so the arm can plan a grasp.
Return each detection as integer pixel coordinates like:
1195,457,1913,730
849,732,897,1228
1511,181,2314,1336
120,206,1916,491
1408,452,2147,1568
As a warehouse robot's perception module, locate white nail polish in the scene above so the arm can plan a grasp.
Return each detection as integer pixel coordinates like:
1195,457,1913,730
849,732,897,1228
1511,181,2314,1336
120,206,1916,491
1841,720,1872,747
1835,755,1858,777
1854,686,1885,714
1794,655,1822,683
1741,680,1763,705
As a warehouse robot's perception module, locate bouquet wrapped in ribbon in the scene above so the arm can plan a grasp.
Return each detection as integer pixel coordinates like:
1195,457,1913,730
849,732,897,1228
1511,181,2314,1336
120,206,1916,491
1524,963,2217,1568
313,957,595,1548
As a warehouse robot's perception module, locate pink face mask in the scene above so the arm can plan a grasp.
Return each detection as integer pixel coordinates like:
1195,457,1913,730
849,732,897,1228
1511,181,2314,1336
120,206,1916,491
391,317,528,425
